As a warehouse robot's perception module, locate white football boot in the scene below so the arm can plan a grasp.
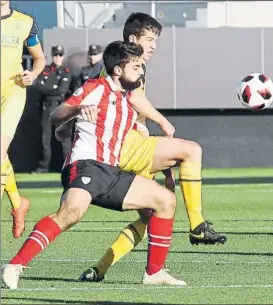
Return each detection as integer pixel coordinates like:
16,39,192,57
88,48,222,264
1,264,26,289
142,268,187,286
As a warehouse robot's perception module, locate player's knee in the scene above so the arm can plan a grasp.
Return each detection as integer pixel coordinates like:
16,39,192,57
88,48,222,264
165,191,176,213
156,189,176,217
183,140,202,161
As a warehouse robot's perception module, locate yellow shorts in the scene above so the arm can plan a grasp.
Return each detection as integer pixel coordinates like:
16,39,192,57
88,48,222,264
119,130,160,179
1,84,26,139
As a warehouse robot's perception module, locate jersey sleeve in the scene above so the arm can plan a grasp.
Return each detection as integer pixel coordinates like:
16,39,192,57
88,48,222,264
25,19,40,48
65,80,101,107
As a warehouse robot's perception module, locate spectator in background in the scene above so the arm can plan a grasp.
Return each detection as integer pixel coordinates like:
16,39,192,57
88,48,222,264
75,44,104,88
32,45,72,173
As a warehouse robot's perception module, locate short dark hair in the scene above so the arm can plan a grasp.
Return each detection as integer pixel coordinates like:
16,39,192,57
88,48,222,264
103,41,143,75
123,12,162,41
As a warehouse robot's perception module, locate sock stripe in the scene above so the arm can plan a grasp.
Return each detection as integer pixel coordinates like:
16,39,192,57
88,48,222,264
28,230,50,248
32,230,50,245
179,178,201,182
148,241,171,247
128,224,141,240
148,234,172,240
28,236,45,250
148,233,172,248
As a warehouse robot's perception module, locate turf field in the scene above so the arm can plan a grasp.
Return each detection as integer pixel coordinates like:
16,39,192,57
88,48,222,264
1,169,273,304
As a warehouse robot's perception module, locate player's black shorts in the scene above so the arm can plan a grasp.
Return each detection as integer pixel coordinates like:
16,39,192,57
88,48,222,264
61,159,136,211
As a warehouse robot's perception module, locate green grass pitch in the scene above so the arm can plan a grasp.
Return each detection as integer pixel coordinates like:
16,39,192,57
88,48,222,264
1,170,273,304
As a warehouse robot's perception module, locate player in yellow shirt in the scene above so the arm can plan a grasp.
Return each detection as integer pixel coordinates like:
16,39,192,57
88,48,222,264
1,0,46,237
53,13,227,283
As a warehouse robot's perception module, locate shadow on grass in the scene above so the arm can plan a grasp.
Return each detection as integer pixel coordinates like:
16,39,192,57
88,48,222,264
1,297,175,305
22,276,140,285
2,297,175,305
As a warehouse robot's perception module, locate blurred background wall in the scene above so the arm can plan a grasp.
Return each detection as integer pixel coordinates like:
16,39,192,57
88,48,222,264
9,1,273,171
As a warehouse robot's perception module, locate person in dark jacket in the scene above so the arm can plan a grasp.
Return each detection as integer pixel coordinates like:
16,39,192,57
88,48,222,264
33,45,72,173
75,44,104,88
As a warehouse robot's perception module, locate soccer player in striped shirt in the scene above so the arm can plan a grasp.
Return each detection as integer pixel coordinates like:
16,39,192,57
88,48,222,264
1,41,187,289
77,13,227,282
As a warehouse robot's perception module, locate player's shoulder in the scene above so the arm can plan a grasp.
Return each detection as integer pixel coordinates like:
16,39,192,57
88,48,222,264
12,10,33,23
84,77,107,87
82,77,111,95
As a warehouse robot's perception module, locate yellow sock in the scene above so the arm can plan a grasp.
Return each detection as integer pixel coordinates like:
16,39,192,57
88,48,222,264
179,161,204,230
94,219,147,277
1,158,8,199
5,157,21,210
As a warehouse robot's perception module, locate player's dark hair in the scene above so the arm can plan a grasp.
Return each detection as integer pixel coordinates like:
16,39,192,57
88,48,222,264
103,41,143,75
123,12,162,41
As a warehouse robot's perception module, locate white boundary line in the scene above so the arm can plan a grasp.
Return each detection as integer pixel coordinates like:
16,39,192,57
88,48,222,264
2,258,272,264
4,284,273,292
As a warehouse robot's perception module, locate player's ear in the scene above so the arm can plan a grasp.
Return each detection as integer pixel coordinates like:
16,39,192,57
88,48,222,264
113,66,122,76
128,35,137,43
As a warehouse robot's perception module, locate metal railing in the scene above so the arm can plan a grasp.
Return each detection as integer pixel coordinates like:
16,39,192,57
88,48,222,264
56,1,273,29
57,0,208,28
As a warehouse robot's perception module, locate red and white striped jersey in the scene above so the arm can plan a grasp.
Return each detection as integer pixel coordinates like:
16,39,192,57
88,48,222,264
64,76,138,167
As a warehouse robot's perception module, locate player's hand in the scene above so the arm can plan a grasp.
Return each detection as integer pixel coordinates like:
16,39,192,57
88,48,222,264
162,168,176,193
161,119,175,137
21,70,37,86
78,105,101,123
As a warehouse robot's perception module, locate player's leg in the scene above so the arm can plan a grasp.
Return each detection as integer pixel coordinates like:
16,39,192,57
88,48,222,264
151,137,227,245
121,175,186,285
81,208,150,282
5,157,21,210
109,132,157,254
1,86,31,237
1,94,11,199
1,185,92,289
5,156,30,238
80,131,156,281
82,165,186,285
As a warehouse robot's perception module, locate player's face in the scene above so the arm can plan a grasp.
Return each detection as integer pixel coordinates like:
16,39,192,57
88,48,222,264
135,30,159,61
119,57,143,91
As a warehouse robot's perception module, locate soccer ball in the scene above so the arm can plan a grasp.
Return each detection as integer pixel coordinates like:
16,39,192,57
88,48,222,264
237,73,273,110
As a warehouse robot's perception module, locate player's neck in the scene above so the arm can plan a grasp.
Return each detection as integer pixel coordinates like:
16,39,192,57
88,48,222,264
114,79,125,92
1,5,11,17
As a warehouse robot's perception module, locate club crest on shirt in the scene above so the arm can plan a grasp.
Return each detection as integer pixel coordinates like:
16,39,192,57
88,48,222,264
81,176,91,185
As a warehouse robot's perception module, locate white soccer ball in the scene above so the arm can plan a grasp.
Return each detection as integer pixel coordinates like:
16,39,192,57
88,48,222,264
237,73,273,110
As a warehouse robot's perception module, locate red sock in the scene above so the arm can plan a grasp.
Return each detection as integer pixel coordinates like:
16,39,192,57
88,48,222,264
10,216,61,266
146,215,174,275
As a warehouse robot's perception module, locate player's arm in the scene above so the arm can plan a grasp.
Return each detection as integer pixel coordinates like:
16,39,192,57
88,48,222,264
22,19,46,86
49,102,79,126
129,89,175,137
55,120,74,142
50,82,100,126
